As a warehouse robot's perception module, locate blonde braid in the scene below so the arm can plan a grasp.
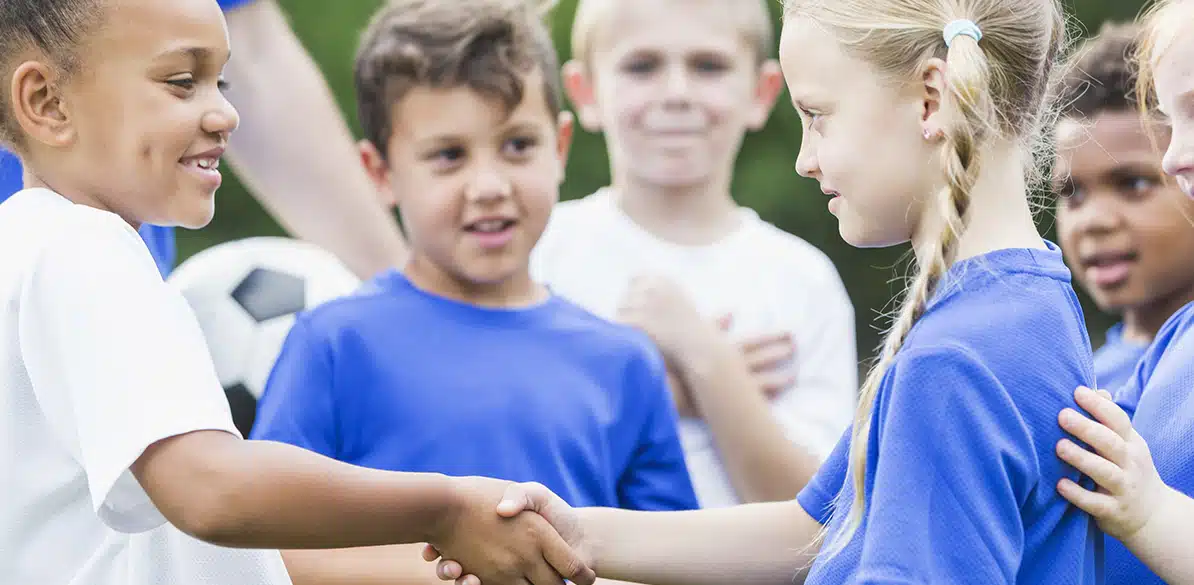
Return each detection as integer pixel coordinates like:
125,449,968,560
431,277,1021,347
823,17,998,557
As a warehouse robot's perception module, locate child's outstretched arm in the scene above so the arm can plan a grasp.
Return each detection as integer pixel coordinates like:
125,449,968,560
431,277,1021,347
428,482,822,585
20,225,592,585
1057,386,1194,584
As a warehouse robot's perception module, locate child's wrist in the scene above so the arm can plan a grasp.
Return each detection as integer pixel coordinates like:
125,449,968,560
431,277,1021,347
1120,482,1176,548
425,474,468,546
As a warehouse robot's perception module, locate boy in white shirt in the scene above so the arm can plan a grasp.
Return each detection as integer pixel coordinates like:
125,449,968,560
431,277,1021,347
0,1,593,584
532,0,858,507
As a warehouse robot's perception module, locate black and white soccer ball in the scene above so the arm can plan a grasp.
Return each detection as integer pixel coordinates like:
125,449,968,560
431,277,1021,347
168,237,361,437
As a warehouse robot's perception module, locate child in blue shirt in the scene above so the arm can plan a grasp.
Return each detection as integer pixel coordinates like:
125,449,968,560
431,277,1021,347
1053,22,1194,391
250,0,697,581
428,1,1102,585
1052,6,1194,584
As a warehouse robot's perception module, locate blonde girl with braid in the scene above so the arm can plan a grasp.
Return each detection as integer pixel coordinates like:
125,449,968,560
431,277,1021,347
426,1,1105,584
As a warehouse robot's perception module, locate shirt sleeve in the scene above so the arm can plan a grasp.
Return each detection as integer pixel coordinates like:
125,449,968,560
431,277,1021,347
796,427,849,525
769,259,858,461
217,0,257,11
616,342,701,511
18,216,239,534
854,347,1036,585
248,315,339,458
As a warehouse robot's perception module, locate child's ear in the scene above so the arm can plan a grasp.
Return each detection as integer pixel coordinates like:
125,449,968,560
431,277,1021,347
748,59,785,131
358,139,397,207
11,61,74,148
555,110,575,183
917,58,948,140
562,60,602,132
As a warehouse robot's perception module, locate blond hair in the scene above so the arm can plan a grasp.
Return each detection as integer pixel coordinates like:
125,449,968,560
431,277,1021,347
782,0,1068,553
1134,0,1193,119
571,0,774,67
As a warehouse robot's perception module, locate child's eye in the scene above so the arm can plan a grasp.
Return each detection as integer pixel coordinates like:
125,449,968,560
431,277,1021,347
1057,180,1084,206
622,58,657,75
503,136,539,157
692,58,729,74
167,77,196,90
430,146,465,163
1119,175,1158,197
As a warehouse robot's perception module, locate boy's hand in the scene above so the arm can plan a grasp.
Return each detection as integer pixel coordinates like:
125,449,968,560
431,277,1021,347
427,477,595,585
616,275,718,367
1056,386,1165,542
426,482,590,585
719,315,796,400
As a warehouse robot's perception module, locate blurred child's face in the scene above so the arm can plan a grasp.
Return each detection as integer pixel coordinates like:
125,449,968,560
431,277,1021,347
1055,113,1194,314
361,70,572,292
778,17,937,248
1153,29,1194,200
565,1,781,189
41,0,237,228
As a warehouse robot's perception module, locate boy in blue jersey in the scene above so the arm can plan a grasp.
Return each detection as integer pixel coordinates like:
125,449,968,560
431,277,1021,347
1054,4,1194,584
1053,22,1194,391
250,0,698,582
0,0,408,280
430,1,1104,585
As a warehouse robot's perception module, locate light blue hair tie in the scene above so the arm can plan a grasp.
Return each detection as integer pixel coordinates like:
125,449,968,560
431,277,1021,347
943,19,982,48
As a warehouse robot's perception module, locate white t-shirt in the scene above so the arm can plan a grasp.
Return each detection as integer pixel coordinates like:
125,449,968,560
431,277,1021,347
0,188,291,584
532,189,858,508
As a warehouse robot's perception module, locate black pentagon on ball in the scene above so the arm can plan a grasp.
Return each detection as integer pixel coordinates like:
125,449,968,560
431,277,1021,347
224,383,258,438
231,267,306,323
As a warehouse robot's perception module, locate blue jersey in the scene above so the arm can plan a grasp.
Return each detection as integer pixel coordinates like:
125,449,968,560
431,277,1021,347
797,243,1101,585
0,0,256,277
1093,323,1148,392
1108,301,1194,585
251,270,700,511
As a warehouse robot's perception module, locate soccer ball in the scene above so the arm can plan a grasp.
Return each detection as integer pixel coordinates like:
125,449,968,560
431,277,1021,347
168,237,361,437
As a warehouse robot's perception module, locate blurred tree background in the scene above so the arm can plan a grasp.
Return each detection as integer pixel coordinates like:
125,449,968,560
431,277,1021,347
183,0,1151,367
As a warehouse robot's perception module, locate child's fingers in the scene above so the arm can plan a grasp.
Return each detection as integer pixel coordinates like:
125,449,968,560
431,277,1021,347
1074,386,1133,438
741,335,796,372
437,559,464,580
455,575,481,585
423,544,443,562
1097,389,1114,401
757,372,797,399
1056,438,1124,494
1059,407,1128,465
739,331,793,354
1058,477,1118,518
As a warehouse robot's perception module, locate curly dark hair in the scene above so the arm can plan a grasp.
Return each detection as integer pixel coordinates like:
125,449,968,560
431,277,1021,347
1059,21,1141,118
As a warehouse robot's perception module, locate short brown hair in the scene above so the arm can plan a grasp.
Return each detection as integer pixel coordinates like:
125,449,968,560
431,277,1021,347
354,0,563,156
0,0,104,152
1059,22,1141,119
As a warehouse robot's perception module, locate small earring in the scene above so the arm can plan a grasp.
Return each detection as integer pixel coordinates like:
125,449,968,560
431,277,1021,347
923,129,933,140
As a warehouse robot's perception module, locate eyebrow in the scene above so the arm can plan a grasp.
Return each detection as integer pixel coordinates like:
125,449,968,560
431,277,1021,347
155,46,230,65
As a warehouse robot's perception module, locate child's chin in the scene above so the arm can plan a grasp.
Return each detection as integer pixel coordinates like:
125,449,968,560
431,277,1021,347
175,201,216,230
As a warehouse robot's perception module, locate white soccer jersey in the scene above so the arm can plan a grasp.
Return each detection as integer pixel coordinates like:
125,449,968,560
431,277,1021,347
0,188,291,584
532,189,858,508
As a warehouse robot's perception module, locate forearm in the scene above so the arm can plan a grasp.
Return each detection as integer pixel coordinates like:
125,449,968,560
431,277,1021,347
679,338,821,502
223,0,406,279
1119,485,1194,584
582,500,819,585
134,432,457,550
282,544,441,585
